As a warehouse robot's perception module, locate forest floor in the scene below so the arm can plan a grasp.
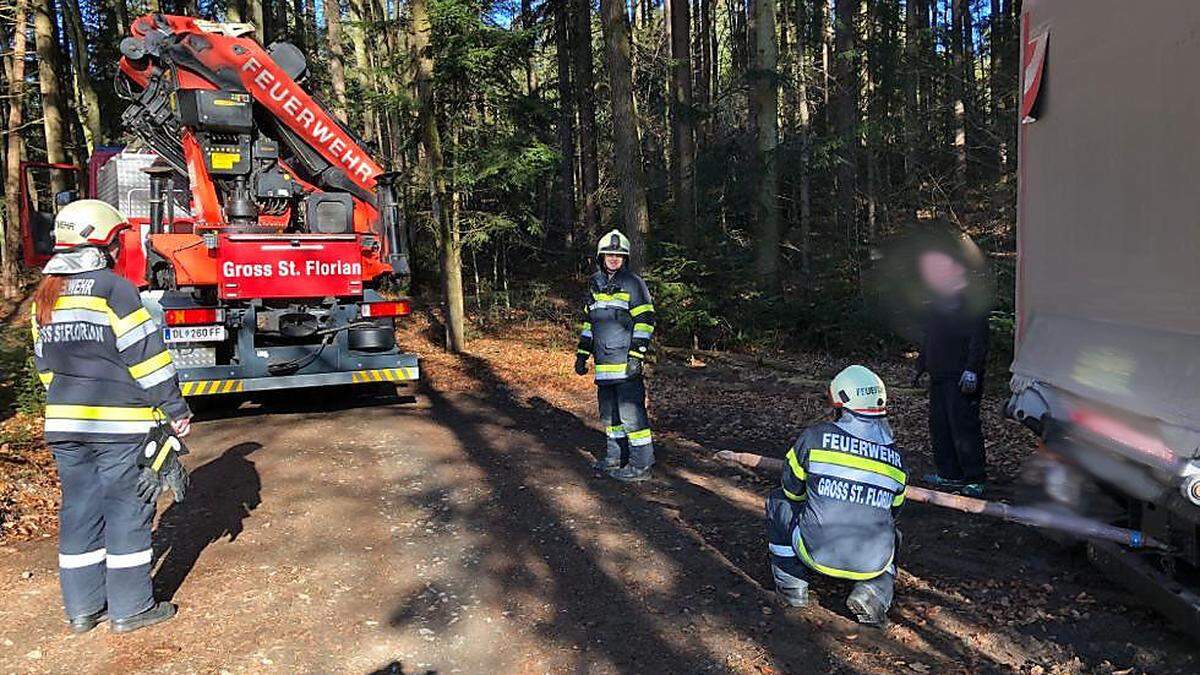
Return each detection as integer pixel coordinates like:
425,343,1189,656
0,306,1197,673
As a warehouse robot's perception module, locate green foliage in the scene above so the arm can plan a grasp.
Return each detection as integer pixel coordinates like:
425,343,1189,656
16,356,45,415
0,326,44,417
643,248,729,348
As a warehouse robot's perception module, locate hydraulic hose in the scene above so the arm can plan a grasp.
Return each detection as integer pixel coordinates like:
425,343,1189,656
265,321,375,376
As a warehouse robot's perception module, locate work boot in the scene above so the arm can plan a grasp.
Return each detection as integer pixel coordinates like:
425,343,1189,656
592,456,620,472
922,473,964,490
609,465,651,483
67,608,107,634
846,585,889,627
775,582,809,608
111,601,176,634
959,482,986,498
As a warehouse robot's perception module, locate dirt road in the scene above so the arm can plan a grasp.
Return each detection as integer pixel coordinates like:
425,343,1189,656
0,319,1196,674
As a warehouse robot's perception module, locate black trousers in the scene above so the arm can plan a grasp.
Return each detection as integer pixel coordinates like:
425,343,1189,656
52,440,156,620
929,378,986,482
596,378,654,469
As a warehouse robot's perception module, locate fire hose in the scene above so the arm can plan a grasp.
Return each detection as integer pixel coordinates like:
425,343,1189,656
713,450,1170,551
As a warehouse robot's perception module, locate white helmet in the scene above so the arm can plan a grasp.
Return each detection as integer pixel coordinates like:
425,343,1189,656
597,229,631,257
53,199,130,251
829,365,887,418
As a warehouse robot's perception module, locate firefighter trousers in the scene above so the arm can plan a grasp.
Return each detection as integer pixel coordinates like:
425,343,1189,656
929,378,987,482
52,440,156,620
764,488,894,610
597,378,654,469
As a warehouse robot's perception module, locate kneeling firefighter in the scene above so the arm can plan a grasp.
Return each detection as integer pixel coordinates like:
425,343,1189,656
574,230,657,482
31,200,193,634
765,365,906,626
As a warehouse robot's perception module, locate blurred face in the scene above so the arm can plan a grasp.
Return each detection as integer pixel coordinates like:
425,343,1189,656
603,254,625,273
917,250,967,298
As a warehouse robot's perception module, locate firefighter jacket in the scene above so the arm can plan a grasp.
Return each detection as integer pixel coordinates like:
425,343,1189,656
780,420,906,580
576,267,655,384
32,267,191,444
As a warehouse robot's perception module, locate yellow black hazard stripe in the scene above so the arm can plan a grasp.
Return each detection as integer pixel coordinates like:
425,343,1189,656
350,368,419,383
181,379,246,396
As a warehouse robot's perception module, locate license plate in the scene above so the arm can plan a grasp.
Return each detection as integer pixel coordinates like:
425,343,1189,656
163,325,227,343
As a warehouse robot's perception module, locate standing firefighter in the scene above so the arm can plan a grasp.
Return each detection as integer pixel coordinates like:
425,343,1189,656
31,200,192,634
574,230,657,482
765,366,906,626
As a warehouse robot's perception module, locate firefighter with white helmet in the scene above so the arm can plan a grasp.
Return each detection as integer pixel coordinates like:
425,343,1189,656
31,200,191,634
574,229,657,482
764,365,906,626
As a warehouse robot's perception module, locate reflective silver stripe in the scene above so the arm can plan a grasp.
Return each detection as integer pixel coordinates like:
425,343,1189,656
115,319,158,352
769,543,796,558
50,308,110,326
589,300,630,311
44,419,156,435
581,329,593,339
633,330,653,340
594,371,627,381
107,549,152,569
606,429,627,439
808,461,904,493
628,434,653,447
135,363,177,389
59,548,107,569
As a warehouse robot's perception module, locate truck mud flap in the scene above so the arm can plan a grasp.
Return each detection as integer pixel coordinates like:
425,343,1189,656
181,366,420,396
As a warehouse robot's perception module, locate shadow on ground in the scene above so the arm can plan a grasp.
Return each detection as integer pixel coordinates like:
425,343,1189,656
400,350,999,673
153,442,263,600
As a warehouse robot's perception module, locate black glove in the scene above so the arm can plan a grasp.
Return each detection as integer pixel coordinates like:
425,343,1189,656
574,354,589,376
135,426,191,504
627,356,644,378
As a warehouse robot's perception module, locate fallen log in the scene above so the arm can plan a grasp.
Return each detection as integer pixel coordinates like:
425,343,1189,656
713,450,1169,551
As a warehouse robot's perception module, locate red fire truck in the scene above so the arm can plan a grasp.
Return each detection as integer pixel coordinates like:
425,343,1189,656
20,15,418,397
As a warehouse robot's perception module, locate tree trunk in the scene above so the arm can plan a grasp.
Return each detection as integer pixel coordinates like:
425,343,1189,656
571,0,600,245
951,0,968,198
348,0,376,142
750,0,778,289
248,0,267,41
795,0,812,274
962,0,977,181
695,0,711,133
819,0,832,118
2,0,29,298
554,0,576,246
903,0,921,215
108,0,128,34
410,0,465,352
833,0,858,239
668,0,696,246
32,0,68,196
599,0,651,271
324,0,348,122
63,0,103,153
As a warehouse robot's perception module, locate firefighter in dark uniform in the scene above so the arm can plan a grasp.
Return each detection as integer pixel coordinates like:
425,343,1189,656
911,249,989,496
574,230,657,482
31,200,192,634
765,365,905,626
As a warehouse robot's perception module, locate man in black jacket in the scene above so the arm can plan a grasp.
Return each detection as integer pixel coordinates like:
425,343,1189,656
912,250,990,496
